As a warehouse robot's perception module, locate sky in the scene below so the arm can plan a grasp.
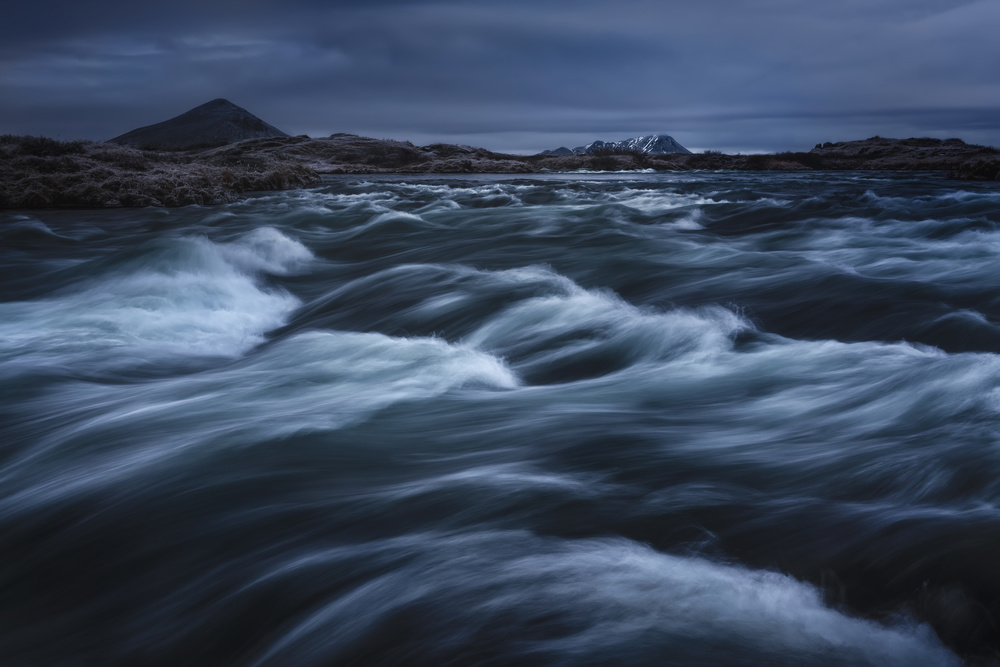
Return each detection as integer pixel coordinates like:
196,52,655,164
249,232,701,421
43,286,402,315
3,0,999,153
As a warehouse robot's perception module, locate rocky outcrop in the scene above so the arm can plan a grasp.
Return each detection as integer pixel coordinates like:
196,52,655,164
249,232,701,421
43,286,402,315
949,155,1000,182
807,137,997,173
110,99,289,150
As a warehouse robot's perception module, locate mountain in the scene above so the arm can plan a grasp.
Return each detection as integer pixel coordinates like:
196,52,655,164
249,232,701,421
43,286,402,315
110,99,289,149
540,146,574,156
542,134,690,156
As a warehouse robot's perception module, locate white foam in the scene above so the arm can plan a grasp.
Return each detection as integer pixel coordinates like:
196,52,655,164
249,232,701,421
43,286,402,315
377,463,609,503
0,329,519,511
53,329,510,446
616,187,723,213
667,208,706,229
218,226,314,275
250,533,958,665
0,229,310,369
935,190,1000,201
465,267,747,371
7,218,58,235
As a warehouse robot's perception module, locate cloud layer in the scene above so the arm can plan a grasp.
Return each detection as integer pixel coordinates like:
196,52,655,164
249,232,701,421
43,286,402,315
3,0,998,152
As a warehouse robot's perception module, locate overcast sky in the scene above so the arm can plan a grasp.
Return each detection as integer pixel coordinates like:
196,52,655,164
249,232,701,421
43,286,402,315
3,0,999,153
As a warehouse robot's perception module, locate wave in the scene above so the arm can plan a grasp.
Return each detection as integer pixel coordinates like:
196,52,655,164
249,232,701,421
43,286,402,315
249,532,957,666
463,267,746,384
0,227,309,376
0,328,517,512
4,172,1000,662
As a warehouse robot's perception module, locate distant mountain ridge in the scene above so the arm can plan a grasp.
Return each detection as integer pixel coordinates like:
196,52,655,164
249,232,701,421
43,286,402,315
542,134,691,156
110,99,288,149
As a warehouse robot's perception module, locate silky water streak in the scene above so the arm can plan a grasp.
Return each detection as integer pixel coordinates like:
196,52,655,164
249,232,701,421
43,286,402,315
2,171,999,665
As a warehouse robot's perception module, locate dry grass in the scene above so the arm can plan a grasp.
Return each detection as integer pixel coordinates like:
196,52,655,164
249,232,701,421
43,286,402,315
5,134,997,209
1,136,320,208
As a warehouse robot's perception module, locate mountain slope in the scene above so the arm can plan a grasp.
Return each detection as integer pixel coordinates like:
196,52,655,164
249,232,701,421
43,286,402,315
542,134,690,156
110,99,289,149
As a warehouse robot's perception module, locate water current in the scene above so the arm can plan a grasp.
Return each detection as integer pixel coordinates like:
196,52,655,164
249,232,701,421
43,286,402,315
2,171,1000,665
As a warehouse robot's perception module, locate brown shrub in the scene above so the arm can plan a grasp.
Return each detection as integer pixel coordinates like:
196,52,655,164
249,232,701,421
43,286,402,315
7,135,89,157
1,137,321,208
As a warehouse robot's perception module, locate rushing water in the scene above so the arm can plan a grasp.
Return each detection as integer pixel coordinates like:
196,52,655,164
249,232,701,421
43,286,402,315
2,172,1000,665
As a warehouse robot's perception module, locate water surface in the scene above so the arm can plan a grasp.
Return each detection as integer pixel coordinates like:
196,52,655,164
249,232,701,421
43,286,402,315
3,171,1000,665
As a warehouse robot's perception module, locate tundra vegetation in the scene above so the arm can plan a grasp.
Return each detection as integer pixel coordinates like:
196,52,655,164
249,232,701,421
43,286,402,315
2,134,997,208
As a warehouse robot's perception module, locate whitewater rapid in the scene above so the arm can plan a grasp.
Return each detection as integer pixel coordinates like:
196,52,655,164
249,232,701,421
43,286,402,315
2,172,999,664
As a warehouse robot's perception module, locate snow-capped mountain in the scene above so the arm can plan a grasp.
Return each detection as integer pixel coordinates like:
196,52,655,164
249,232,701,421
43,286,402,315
542,134,690,156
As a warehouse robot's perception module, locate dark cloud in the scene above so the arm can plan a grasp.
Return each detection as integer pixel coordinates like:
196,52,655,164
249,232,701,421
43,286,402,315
2,0,998,152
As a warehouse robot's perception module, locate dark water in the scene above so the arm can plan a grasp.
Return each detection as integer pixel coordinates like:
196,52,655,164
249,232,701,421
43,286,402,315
3,172,1000,665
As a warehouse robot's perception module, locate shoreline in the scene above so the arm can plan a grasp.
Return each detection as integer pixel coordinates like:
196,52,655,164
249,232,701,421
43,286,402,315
3,134,998,209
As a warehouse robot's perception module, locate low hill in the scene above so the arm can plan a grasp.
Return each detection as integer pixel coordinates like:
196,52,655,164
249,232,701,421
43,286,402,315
808,137,997,172
109,99,288,150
